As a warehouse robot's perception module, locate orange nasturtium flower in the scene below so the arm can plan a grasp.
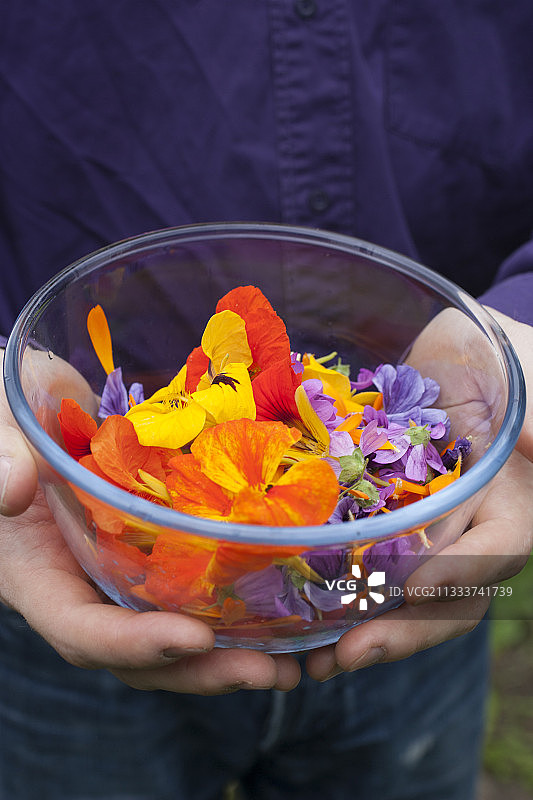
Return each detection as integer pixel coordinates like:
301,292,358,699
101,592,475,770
161,418,340,589
167,417,339,527
75,414,174,533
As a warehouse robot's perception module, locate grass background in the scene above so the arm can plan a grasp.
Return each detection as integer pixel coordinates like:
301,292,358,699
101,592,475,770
480,556,533,798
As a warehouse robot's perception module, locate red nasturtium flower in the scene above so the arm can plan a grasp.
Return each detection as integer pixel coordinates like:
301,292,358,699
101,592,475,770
216,285,291,376
185,286,290,392
252,357,303,425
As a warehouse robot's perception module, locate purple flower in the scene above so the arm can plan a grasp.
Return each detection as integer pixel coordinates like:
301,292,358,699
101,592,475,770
351,367,377,391
362,534,419,587
371,364,449,430
442,436,472,470
371,423,411,465
275,572,315,621
371,421,447,482
303,379,342,431
359,418,390,457
290,352,305,375
98,367,144,419
233,565,285,619
303,548,346,580
363,405,389,427
328,495,365,522
304,580,346,612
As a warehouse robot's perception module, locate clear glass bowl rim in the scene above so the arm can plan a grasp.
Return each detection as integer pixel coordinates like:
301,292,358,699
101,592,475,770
4,222,526,546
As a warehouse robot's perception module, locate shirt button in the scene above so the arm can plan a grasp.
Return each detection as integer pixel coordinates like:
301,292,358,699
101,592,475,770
308,189,331,213
294,0,317,20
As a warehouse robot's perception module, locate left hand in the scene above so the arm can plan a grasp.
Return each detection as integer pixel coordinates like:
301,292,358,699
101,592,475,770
306,308,533,681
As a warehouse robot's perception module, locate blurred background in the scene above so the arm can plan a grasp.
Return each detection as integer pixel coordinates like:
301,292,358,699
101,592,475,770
479,556,533,799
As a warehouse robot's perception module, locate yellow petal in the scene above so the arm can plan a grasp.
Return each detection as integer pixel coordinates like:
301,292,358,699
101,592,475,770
350,391,380,405
136,469,172,505
201,310,252,375
302,353,352,398
192,363,256,426
87,305,115,375
294,384,330,452
127,398,206,448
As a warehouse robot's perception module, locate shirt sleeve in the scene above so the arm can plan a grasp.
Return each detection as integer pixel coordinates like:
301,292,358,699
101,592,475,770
478,239,533,325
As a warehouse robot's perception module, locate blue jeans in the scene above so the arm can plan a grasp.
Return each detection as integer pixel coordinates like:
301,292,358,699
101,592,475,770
0,603,488,800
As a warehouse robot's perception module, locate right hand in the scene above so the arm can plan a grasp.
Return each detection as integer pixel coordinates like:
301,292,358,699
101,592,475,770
0,349,301,694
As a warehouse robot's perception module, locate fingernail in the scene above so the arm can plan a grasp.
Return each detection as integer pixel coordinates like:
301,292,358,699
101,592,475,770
0,456,13,514
347,646,386,671
319,665,343,682
222,681,254,694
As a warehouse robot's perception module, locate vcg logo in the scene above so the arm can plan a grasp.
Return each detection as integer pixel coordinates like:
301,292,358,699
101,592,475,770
325,565,386,610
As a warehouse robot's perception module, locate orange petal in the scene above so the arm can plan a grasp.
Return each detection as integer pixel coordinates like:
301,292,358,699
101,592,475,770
58,398,97,460
206,541,303,585
191,418,301,495
220,596,247,625
166,453,233,519
73,461,126,534
144,532,214,607
231,458,339,526
87,305,115,375
428,454,462,494
389,477,430,497
89,414,166,492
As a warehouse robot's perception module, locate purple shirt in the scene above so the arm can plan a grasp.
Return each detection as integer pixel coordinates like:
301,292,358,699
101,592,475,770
1,1,533,333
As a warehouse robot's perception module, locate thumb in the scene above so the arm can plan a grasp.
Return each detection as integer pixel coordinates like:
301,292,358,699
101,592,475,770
0,424,39,516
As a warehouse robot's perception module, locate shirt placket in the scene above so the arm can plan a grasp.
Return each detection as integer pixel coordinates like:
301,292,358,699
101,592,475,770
267,0,355,234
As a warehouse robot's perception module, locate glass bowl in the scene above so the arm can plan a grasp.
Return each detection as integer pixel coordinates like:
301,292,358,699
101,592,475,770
4,223,525,652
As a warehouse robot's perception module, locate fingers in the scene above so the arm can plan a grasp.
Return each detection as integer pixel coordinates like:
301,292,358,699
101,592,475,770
306,594,490,681
0,497,301,695
112,648,301,695
13,549,301,694
0,424,38,516
484,307,533,462
406,450,533,601
37,595,300,695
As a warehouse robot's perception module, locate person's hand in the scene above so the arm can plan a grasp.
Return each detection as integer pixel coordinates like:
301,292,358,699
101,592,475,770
306,307,533,681
0,349,301,694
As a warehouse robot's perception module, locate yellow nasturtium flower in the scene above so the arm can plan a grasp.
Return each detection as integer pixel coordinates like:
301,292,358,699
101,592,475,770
126,363,256,449
195,309,253,390
302,353,365,416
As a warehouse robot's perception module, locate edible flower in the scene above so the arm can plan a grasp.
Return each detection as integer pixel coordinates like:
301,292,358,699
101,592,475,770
167,417,340,526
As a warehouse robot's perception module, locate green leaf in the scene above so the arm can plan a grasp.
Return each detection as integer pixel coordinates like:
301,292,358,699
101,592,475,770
406,425,431,446
332,357,351,378
338,449,365,484
352,479,380,508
